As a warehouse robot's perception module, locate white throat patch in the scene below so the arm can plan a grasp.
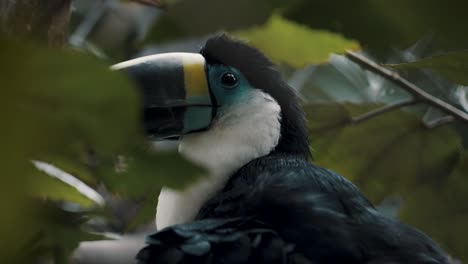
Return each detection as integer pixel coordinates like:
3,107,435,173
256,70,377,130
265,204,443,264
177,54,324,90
156,89,281,229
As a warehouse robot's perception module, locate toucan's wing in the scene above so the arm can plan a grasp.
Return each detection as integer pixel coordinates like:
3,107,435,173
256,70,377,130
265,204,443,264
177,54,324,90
137,155,449,264
136,218,314,264
195,155,450,264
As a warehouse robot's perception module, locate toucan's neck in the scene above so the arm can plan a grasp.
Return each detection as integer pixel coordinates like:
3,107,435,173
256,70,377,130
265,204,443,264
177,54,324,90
272,99,311,160
272,119,310,160
156,89,281,229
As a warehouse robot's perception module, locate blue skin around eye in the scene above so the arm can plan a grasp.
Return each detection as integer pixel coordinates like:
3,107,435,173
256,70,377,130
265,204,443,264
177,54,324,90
182,64,253,133
207,65,253,108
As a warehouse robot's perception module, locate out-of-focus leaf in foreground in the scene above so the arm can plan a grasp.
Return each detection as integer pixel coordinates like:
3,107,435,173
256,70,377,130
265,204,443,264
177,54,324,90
96,148,205,196
0,34,138,262
0,36,202,262
386,50,468,86
304,103,467,260
235,15,359,68
24,202,105,264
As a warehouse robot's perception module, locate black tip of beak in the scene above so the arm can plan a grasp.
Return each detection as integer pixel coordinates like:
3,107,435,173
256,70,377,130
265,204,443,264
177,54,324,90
112,53,213,140
112,54,189,139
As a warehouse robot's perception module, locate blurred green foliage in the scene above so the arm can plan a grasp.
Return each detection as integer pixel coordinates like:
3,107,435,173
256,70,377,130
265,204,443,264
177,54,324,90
305,103,466,259
387,50,468,85
402,153,468,259
2,0,468,263
235,15,359,67
0,36,202,262
283,0,468,55
0,35,140,262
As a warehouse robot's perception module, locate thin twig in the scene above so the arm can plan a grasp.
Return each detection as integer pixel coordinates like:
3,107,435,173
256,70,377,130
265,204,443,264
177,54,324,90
425,116,455,129
350,100,418,125
345,51,468,125
132,0,168,9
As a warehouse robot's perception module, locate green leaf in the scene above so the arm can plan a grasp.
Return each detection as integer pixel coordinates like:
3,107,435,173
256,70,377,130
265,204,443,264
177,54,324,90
306,103,461,198
386,50,468,85
235,15,359,68
0,41,139,158
95,148,205,196
26,201,106,264
401,153,468,261
0,35,203,261
30,169,97,208
284,0,468,54
0,35,138,261
305,102,466,260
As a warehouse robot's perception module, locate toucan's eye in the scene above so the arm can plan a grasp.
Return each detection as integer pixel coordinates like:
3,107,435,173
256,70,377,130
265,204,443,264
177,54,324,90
220,72,239,88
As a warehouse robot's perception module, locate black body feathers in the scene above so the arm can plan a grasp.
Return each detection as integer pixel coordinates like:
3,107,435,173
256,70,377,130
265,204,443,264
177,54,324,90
138,154,448,264
137,217,314,264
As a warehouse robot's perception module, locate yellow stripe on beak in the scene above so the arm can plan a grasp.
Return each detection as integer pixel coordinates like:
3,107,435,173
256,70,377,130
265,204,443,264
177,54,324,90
182,58,209,98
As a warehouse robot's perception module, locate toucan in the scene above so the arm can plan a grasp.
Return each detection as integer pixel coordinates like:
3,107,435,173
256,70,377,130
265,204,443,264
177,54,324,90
112,34,449,264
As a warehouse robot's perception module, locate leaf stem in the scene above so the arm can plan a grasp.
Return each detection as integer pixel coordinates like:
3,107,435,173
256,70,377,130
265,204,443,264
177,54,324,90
351,100,418,125
345,51,468,125
425,116,455,129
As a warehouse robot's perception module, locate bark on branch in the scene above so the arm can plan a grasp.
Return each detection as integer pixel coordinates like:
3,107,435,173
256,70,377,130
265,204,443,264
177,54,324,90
345,51,468,126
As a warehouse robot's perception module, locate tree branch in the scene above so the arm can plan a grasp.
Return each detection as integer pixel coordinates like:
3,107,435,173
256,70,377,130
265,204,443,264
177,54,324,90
345,51,468,125
351,100,418,125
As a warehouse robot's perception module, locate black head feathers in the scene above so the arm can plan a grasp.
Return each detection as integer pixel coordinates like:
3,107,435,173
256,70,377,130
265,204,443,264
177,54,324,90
201,34,311,159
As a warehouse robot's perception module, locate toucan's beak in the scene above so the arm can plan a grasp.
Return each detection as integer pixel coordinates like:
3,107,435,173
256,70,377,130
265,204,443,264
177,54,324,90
112,53,215,140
